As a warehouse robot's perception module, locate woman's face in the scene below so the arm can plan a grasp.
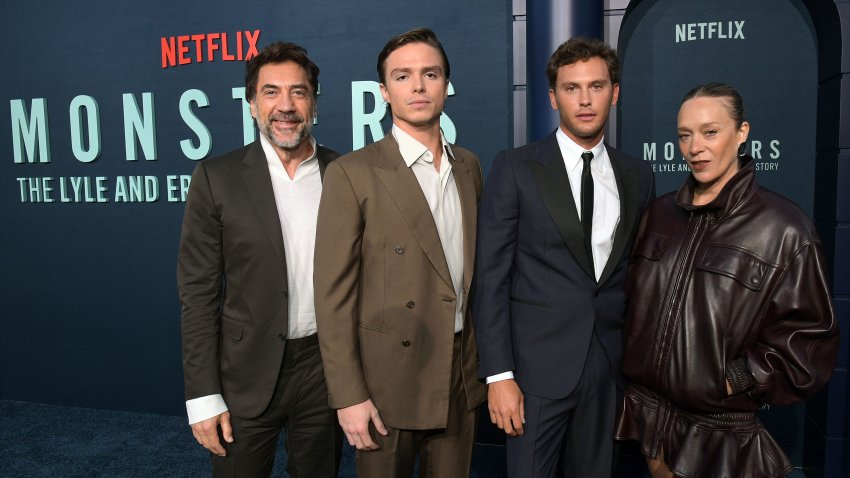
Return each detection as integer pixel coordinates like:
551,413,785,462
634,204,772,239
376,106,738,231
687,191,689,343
677,96,749,198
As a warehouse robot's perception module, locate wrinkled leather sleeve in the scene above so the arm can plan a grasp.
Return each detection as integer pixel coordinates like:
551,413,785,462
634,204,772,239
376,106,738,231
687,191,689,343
745,241,839,405
725,357,756,394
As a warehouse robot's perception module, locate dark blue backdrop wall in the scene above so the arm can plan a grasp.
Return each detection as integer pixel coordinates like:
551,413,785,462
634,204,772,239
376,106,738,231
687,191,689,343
618,0,817,210
0,0,512,416
2,3,847,474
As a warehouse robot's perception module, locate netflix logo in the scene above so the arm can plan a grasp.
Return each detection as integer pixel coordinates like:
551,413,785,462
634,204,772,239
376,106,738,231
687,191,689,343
160,30,261,68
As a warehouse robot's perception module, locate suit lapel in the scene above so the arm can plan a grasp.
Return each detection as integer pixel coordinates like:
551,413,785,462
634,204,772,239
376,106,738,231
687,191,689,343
597,146,641,286
449,152,476,293
372,136,454,289
240,142,286,270
530,133,595,280
317,144,338,179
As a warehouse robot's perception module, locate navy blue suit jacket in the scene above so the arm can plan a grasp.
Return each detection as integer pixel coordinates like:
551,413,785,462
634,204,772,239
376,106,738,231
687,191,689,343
473,131,655,399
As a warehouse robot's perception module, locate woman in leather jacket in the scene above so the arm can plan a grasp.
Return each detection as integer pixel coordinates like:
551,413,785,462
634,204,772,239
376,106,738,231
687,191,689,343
614,83,839,478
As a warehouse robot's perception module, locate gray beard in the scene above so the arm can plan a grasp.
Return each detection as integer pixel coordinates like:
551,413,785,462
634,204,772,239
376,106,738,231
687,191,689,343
263,121,311,151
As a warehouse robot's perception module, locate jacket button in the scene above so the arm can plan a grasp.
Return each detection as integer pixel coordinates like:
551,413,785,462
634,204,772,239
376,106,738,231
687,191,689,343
406,301,415,309
278,334,286,342
401,339,411,347
394,245,404,254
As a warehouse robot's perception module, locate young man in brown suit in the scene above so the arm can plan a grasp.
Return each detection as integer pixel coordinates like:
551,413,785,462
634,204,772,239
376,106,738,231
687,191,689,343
314,28,486,478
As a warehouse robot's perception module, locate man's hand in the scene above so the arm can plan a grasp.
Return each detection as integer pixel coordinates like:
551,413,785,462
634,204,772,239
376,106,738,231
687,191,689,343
488,379,525,437
337,399,388,450
190,411,233,457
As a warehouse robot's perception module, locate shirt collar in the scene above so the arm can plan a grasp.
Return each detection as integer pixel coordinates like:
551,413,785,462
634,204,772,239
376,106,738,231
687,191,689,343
259,134,318,169
555,128,606,174
391,125,454,168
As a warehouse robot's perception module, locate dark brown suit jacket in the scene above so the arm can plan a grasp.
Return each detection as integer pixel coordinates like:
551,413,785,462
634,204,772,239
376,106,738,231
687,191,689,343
314,134,487,430
178,140,338,419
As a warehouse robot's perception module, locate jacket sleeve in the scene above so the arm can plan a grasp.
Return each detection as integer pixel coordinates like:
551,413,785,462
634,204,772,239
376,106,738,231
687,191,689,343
178,162,224,401
314,160,370,409
472,150,520,378
741,240,839,405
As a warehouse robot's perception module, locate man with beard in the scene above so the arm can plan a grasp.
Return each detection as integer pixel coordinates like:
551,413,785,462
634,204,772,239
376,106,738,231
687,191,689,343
178,41,342,477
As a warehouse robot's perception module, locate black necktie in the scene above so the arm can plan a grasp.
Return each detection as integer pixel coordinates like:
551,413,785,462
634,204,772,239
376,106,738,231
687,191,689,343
581,151,594,273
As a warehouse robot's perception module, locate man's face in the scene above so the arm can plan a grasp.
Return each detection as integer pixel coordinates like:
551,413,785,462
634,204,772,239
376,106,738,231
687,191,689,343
249,61,315,151
379,42,448,132
548,57,619,149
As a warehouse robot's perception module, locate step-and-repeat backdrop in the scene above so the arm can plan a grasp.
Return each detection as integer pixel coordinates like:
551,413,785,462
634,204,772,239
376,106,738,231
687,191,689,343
0,0,511,414
618,0,817,213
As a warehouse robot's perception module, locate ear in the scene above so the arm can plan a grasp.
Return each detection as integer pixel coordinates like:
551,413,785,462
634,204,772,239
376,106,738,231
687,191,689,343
249,99,257,119
611,83,620,106
379,83,390,105
737,121,750,144
549,89,558,111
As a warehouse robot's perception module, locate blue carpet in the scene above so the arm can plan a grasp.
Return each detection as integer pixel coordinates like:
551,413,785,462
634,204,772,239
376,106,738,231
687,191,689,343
0,400,807,477
0,400,505,477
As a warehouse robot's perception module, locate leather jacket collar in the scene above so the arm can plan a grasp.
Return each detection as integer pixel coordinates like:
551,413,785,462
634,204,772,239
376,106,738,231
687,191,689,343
675,155,756,220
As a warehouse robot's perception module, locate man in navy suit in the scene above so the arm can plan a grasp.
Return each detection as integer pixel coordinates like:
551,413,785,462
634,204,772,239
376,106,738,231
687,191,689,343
473,37,655,477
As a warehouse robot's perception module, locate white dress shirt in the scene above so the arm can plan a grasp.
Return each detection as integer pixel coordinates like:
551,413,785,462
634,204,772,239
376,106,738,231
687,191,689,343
264,135,322,339
486,129,621,385
185,135,322,424
392,125,465,333
555,129,620,280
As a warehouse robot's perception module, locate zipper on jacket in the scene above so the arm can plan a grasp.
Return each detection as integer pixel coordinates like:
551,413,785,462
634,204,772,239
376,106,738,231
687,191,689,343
650,210,710,389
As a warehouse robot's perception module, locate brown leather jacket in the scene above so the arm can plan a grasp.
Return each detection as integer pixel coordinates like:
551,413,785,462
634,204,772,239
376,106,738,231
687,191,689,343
621,156,838,413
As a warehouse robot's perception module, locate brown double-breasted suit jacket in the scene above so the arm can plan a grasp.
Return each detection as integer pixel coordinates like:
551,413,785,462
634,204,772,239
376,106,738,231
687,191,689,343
314,134,486,430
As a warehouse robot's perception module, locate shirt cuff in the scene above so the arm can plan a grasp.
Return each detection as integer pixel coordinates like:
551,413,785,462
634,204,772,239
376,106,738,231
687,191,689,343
186,394,228,425
486,371,515,384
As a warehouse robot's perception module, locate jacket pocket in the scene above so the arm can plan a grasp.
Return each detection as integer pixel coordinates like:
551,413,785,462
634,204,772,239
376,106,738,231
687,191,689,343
632,232,671,261
221,316,244,341
696,246,774,291
510,297,552,309
359,322,387,333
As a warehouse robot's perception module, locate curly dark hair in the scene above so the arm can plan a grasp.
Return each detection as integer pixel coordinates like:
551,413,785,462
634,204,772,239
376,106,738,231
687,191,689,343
546,37,620,89
244,42,319,102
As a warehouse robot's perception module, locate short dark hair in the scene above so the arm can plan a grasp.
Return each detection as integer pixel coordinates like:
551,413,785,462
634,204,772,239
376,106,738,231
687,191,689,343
546,37,620,89
376,28,450,84
244,42,319,102
682,82,746,128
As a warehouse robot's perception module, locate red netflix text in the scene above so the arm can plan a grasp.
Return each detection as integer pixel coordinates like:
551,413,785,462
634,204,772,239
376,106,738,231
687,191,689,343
161,30,261,68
